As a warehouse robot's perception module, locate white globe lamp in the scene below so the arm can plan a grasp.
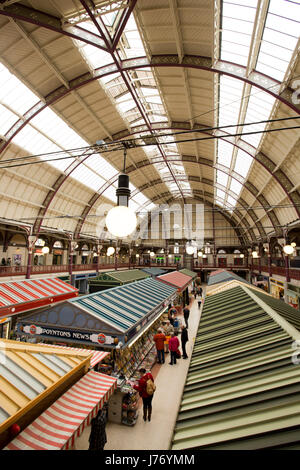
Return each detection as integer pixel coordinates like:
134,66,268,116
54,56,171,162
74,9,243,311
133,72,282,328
198,251,203,257
150,251,155,258
252,251,258,258
106,205,137,238
42,246,49,254
186,245,194,255
240,253,244,258
283,244,294,255
107,246,115,256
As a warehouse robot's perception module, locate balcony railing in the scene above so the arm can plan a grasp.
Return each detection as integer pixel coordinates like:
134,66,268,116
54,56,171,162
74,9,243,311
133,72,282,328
1,262,299,280
252,265,300,281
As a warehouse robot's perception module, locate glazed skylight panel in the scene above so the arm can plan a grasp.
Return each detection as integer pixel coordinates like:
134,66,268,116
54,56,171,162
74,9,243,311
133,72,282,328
234,150,253,178
0,63,39,115
256,0,299,82
242,91,276,148
221,1,257,66
217,1,259,208
0,104,18,136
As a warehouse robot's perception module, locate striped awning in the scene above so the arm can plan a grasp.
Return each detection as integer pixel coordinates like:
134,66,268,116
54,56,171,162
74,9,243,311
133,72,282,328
5,371,117,451
157,271,192,291
38,344,109,368
72,277,177,333
0,278,78,318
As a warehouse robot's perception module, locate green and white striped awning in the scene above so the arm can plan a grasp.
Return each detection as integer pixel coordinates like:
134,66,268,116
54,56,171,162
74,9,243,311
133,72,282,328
172,284,300,450
71,277,177,333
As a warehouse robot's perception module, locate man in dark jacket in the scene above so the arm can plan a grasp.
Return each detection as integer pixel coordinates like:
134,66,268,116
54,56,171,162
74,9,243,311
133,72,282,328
180,325,189,359
183,306,190,329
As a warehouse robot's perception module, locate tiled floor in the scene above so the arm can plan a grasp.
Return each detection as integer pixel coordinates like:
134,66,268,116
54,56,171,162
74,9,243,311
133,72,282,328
75,287,205,450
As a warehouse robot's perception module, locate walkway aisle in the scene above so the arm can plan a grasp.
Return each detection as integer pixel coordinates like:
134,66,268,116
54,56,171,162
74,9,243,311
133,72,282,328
75,286,206,451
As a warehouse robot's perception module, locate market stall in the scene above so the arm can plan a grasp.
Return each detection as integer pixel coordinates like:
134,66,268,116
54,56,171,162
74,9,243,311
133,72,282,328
172,281,300,450
16,277,177,378
157,271,193,307
140,267,167,278
179,268,197,280
0,339,93,449
4,370,117,450
207,269,249,292
0,277,78,324
88,269,150,293
71,272,98,294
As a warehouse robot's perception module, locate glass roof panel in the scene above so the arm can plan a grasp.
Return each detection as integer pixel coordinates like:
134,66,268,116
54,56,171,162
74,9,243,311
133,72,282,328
230,178,243,195
0,63,39,115
72,165,106,192
234,150,253,178
227,195,237,206
0,105,18,135
216,170,229,187
217,140,233,167
216,189,226,199
31,108,88,150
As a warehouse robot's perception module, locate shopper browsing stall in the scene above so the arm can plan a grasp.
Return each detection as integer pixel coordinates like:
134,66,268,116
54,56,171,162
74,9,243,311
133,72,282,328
153,328,166,364
133,368,155,422
169,333,180,365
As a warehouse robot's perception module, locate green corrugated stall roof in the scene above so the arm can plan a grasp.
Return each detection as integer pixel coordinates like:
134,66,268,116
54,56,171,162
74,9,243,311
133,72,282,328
88,269,150,285
253,289,300,331
179,269,198,279
171,284,300,450
140,267,167,277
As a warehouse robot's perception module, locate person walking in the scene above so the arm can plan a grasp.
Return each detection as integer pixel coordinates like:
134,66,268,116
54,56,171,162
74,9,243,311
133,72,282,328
181,325,189,359
183,306,190,329
153,328,166,364
133,368,155,422
88,405,108,450
168,333,180,365
168,305,177,326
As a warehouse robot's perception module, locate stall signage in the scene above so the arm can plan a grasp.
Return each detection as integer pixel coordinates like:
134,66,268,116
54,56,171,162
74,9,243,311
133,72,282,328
21,324,115,345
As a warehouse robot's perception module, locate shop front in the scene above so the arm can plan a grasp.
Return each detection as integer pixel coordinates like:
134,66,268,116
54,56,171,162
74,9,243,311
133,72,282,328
16,277,177,379
269,277,285,300
286,284,300,310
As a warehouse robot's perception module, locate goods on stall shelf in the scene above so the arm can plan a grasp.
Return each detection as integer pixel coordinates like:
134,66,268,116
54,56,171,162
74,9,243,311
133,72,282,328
114,320,161,379
108,384,139,426
121,389,139,426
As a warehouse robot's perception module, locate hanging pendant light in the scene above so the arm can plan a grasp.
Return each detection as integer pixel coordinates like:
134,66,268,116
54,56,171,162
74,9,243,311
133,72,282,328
105,147,137,238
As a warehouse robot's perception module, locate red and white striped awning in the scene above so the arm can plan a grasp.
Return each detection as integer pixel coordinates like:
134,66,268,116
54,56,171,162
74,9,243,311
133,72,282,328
0,278,78,319
5,371,117,451
38,343,109,369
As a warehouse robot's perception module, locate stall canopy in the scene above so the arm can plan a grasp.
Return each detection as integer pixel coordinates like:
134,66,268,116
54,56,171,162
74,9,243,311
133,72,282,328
140,267,167,277
171,284,300,450
88,269,150,293
17,278,177,349
207,269,249,287
38,343,109,369
0,339,92,447
5,370,117,450
179,269,197,280
0,278,78,319
157,271,192,292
